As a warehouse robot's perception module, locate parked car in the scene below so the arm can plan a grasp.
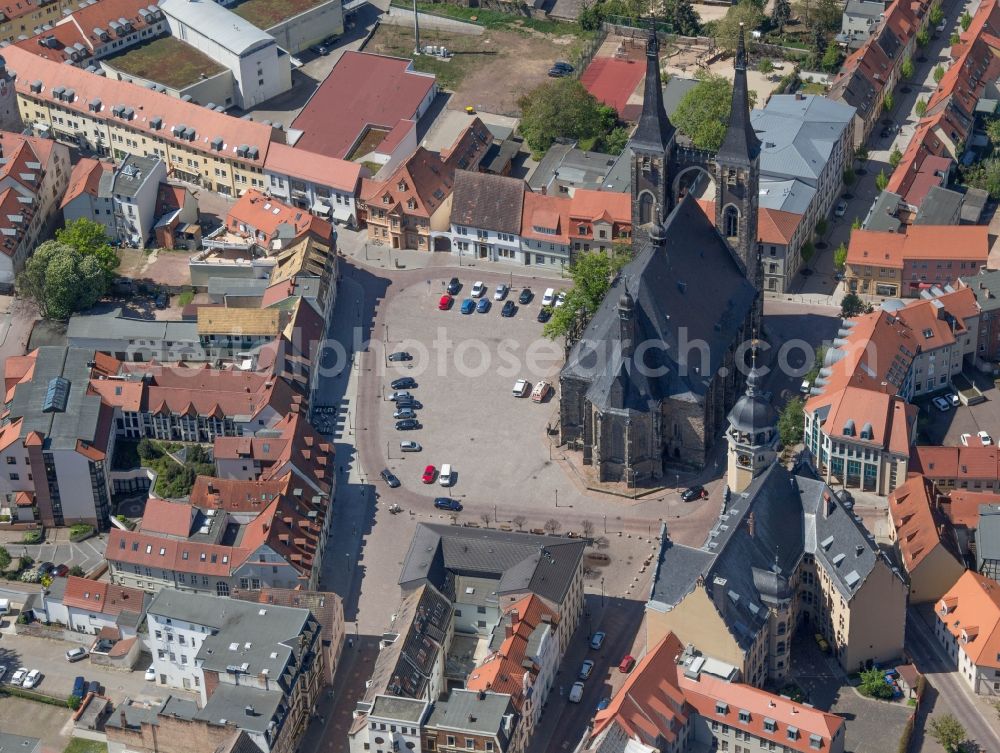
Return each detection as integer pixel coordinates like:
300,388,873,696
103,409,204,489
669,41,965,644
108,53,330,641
460,298,475,315
380,469,401,488
553,60,574,73
834,199,848,217
476,298,491,313
800,379,812,394
438,294,453,310
548,67,568,77
537,307,552,323
447,277,461,295
53,564,68,577
421,465,437,484
814,633,830,653
391,377,417,390
396,419,421,430
23,670,42,689
979,430,994,446
590,631,606,650
389,391,412,402
618,655,636,674
555,291,567,308
65,647,88,663
501,300,516,317
39,562,55,576
388,351,412,362
311,43,331,55
471,281,486,298
948,393,960,407
531,380,552,403
434,497,463,511
72,676,86,697
568,681,585,702
494,284,508,301
393,407,416,420
10,668,27,686
154,292,168,309
395,398,422,410
86,680,100,696
438,464,454,487
144,667,156,682
579,659,595,680
400,441,422,452
932,396,951,412
542,288,556,306
518,288,533,304
681,485,707,502
597,697,611,711
512,379,531,397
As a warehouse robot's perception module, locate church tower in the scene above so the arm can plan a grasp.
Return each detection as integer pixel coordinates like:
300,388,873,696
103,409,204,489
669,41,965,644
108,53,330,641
726,351,778,493
630,25,675,253
715,24,762,298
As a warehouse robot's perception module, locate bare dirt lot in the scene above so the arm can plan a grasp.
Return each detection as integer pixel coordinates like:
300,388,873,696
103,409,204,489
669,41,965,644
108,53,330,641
367,24,585,115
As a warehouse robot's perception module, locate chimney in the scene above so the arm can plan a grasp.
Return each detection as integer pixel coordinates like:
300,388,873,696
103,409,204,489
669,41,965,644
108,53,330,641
505,616,513,640
746,511,755,538
795,91,805,100
822,490,833,518
477,689,486,701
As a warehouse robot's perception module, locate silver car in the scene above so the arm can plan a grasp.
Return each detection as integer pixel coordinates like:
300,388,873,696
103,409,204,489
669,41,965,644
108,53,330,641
393,407,416,420
400,441,422,452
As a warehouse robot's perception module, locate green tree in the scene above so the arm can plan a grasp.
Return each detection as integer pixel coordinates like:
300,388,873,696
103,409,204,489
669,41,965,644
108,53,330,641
950,31,961,45
68,565,85,577
518,79,617,155
875,168,889,191
929,4,944,26
0,547,9,570
883,92,894,112
859,668,894,699
900,56,914,79
986,118,1000,145
777,398,805,446
810,25,827,57
960,10,972,30
815,218,828,236
834,242,848,270
917,29,929,47
820,43,842,72
843,166,856,185
663,0,701,36
915,97,928,117
841,292,867,317
55,218,119,282
889,146,903,168
543,250,630,340
673,73,756,150
852,217,862,230
934,64,946,83
715,1,764,54
757,57,775,74
600,125,631,155
855,145,869,163
928,714,966,753
17,241,106,320
963,159,1000,198
771,0,791,32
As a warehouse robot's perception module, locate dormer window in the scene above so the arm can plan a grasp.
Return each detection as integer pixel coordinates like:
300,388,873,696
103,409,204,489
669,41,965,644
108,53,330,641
382,194,391,204
398,180,408,191
715,702,728,715
407,198,416,210
738,710,751,723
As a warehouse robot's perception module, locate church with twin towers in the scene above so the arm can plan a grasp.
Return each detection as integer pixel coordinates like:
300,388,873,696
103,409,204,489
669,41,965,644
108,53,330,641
558,24,765,486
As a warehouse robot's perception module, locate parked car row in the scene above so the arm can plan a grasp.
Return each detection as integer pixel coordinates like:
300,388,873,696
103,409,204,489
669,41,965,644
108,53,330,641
438,278,565,322
511,378,553,402
5,666,43,689
931,392,961,412
71,675,102,698
569,632,635,704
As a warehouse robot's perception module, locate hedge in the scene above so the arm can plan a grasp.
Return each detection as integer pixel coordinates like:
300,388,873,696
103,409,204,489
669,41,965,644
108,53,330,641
0,686,68,707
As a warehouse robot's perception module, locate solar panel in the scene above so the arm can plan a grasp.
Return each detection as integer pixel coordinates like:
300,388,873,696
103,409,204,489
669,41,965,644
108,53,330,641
41,376,70,413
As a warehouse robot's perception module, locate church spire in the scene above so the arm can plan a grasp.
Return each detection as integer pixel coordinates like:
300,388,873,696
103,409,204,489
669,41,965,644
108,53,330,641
631,20,675,152
717,24,761,164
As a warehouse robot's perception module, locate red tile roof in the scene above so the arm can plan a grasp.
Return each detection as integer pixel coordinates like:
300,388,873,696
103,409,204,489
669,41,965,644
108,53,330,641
935,571,1000,668
291,51,436,159
910,445,1000,480
520,191,571,244
63,576,146,617
61,158,109,209
140,497,193,537
697,199,801,246
580,56,645,117
263,141,362,193
228,189,333,243
941,489,1000,527
847,226,990,269
888,474,960,571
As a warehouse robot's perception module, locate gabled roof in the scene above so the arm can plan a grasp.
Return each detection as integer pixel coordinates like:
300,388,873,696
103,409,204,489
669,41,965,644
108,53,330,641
62,576,148,618
61,158,110,209
140,497,194,537
935,571,1000,668
449,170,525,235
910,445,1000,479
263,142,362,194
888,475,963,572
227,189,332,243
520,191,571,243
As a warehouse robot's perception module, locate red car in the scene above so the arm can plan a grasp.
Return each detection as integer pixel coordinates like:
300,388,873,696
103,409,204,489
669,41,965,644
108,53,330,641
421,465,437,484
438,294,453,310
618,655,636,674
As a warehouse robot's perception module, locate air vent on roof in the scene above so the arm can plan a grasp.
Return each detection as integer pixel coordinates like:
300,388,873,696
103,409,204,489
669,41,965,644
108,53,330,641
205,102,216,110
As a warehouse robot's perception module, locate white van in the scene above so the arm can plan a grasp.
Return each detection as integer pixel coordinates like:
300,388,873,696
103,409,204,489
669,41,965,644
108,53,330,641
438,464,454,487
0,598,9,615
542,288,556,306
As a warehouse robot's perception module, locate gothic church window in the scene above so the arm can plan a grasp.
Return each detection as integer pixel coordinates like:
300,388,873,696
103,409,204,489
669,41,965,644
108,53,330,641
638,192,654,225
724,205,739,238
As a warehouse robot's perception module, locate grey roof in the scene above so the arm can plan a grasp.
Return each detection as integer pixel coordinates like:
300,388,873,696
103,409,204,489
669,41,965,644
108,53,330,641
632,31,675,152
0,733,40,753
195,683,283,734
481,136,522,175
527,142,618,192
370,695,430,723
426,689,518,744
7,347,105,451
562,195,756,407
758,177,815,215
219,731,266,753
717,28,761,164
147,590,318,695
67,307,198,344
975,504,1000,569
914,185,963,225
105,694,198,729
662,77,699,120
601,151,631,192
208,277,270,298
961,187,989,223
399,524,586,607
450,170,525,234
649,462,892,648
727,363,776,434
100,154,162,200
159,0,273,55
959,269,1000,312
752,95,854,185
844,0,886,19
863,190,904,232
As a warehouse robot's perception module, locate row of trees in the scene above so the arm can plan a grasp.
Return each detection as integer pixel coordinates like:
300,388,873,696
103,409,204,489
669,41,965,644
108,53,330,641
579,0,700,35
17,218,119,320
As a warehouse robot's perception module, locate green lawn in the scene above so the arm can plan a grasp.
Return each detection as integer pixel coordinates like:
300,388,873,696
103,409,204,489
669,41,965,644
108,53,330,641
64,740,108,753
106,36,224,89
231,0,328,29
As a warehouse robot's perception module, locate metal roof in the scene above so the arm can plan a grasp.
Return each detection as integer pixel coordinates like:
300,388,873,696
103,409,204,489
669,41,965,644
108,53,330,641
159,0,273,56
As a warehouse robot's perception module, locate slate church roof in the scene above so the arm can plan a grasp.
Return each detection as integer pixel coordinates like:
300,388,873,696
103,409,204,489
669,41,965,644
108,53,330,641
562,195,756,409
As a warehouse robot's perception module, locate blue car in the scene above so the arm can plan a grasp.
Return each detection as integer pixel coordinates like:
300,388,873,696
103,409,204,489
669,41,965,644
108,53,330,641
434,497,463,511
460,298,475,315
72,676,86,698
476,298,491,313
597,697,610,711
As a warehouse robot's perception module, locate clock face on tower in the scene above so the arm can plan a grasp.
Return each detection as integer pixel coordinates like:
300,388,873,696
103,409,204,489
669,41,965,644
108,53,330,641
737,452,753,468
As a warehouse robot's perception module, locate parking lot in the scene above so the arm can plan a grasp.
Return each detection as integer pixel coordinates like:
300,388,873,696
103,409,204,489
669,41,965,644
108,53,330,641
915,372,1000,446
7,537,109,575
378,278,567,501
